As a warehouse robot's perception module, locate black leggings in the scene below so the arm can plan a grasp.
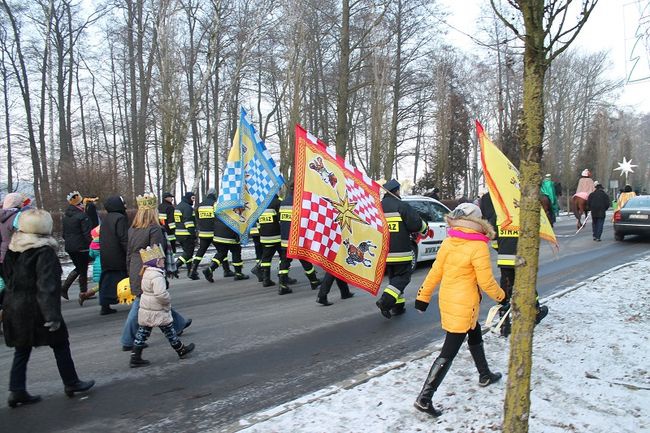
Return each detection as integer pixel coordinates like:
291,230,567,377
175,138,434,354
439,322,484,359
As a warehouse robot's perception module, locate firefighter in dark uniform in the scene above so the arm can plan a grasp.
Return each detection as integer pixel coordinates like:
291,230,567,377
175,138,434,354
249,223,263,282
188,189,234,280
203,213,249,282
174,191,197,277
158,192,177,253
278,182,320,295
496,226,548,336
258,195,283,288
479,190,499,250
375,179,428,319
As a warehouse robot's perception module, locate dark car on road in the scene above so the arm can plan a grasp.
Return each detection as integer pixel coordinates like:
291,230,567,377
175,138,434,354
613,195,650,241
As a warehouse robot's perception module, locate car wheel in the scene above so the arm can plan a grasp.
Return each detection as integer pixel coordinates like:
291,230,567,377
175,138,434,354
410,243,418,273
614,232,624,241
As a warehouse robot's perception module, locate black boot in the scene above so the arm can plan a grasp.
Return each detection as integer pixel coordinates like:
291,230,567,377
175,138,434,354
469,343,502,387
413,357,452,417
61,270,79,300
188,261,200,280
222,260,235,278
7,390,41,408
307,271,321,290
536,305,549,324
278,274,293,295
316,295,333,306
130,346,150,368
262,267,275,287
64,379,95,397
175,342,195,358
375,291,397,319
234,265,249,280
100,305,117,315
391,297,406,316
203,262,217,283
286,276,298,285
251,262,263,282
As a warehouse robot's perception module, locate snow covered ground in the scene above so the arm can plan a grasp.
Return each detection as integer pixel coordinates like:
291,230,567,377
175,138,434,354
225,256,650,433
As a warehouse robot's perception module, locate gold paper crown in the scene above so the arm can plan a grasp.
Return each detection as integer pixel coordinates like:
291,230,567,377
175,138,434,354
136,193,157,210
139,244,165,263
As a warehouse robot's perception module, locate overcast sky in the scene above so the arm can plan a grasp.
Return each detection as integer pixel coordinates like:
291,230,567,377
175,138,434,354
440,0,650,113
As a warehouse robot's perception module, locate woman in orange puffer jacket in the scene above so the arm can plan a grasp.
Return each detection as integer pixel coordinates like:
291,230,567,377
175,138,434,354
413,203,507,418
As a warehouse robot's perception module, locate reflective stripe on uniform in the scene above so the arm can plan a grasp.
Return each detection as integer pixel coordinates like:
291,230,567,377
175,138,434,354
497,254,516,266
173,210,182,223
261,235,281,244
198,231,214,238
175,229,190,236
281,240,288,248
386,251,413,262
213,236,238,244
185,221,195,228
384,286,400,300
169,222,176,230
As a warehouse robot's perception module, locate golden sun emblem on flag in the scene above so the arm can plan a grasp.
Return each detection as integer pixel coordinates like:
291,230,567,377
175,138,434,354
326,191,366,234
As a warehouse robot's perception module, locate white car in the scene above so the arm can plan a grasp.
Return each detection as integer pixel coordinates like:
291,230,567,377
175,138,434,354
401,195,451,271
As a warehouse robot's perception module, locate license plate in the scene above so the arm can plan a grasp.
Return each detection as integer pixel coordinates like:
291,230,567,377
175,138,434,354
629,214,648,220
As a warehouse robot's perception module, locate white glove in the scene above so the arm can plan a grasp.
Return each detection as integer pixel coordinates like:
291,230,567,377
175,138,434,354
44,321,61,332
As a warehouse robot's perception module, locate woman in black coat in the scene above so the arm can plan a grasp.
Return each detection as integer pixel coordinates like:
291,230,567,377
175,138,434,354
97,196,129,315
2,209,94,407
61,191,92,300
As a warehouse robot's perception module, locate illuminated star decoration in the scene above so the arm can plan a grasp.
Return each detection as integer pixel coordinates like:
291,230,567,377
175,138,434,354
613,157,637,183
327,192,366,234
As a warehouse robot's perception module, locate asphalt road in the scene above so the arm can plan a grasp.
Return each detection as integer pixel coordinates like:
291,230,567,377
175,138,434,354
0,214,648,432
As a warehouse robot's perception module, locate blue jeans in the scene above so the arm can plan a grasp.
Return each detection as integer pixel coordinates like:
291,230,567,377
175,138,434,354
592,217,605,240
120,297,187,347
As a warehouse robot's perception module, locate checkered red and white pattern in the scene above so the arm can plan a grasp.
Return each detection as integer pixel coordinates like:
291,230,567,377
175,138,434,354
345,178,383,230
299,192,341,261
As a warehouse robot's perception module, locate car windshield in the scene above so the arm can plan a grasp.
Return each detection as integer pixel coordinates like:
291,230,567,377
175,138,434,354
625,197,650,208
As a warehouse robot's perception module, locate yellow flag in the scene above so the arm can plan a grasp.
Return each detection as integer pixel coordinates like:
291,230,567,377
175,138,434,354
477,121,558,247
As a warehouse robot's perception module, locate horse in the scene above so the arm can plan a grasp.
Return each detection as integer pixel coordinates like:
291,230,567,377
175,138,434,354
540,194,555,227
570,195,589,230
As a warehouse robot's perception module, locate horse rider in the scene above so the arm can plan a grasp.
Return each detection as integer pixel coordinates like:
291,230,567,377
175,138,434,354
540,174,559,224
574,169,595,202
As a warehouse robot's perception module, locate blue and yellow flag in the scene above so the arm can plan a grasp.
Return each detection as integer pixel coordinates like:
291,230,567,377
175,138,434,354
216,108,284,243
477,120,557,247
287,125,389,295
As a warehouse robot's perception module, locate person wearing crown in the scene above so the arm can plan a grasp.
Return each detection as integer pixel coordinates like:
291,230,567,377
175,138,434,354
128,244,195,367
120,194,192,352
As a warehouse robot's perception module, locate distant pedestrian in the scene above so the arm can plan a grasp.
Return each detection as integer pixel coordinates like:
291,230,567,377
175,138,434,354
128,244,195,367
413,203,506,417
616,185,636,211
587,182,610,241
97,196,128,315
61,191,92,300
158,192,177,253
3,209,94,408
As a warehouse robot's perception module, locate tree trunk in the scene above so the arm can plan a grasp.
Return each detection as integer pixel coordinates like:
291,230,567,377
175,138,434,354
502,4,547,433
334,0,350,158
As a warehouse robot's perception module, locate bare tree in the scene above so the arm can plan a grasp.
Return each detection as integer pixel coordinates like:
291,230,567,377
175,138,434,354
490,1,599,431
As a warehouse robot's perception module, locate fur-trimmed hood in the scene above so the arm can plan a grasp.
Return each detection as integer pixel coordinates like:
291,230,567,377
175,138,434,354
445,203,496,239
8,209,58,253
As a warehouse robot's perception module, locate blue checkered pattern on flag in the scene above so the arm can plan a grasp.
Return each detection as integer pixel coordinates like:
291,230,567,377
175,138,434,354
216,107,284,244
